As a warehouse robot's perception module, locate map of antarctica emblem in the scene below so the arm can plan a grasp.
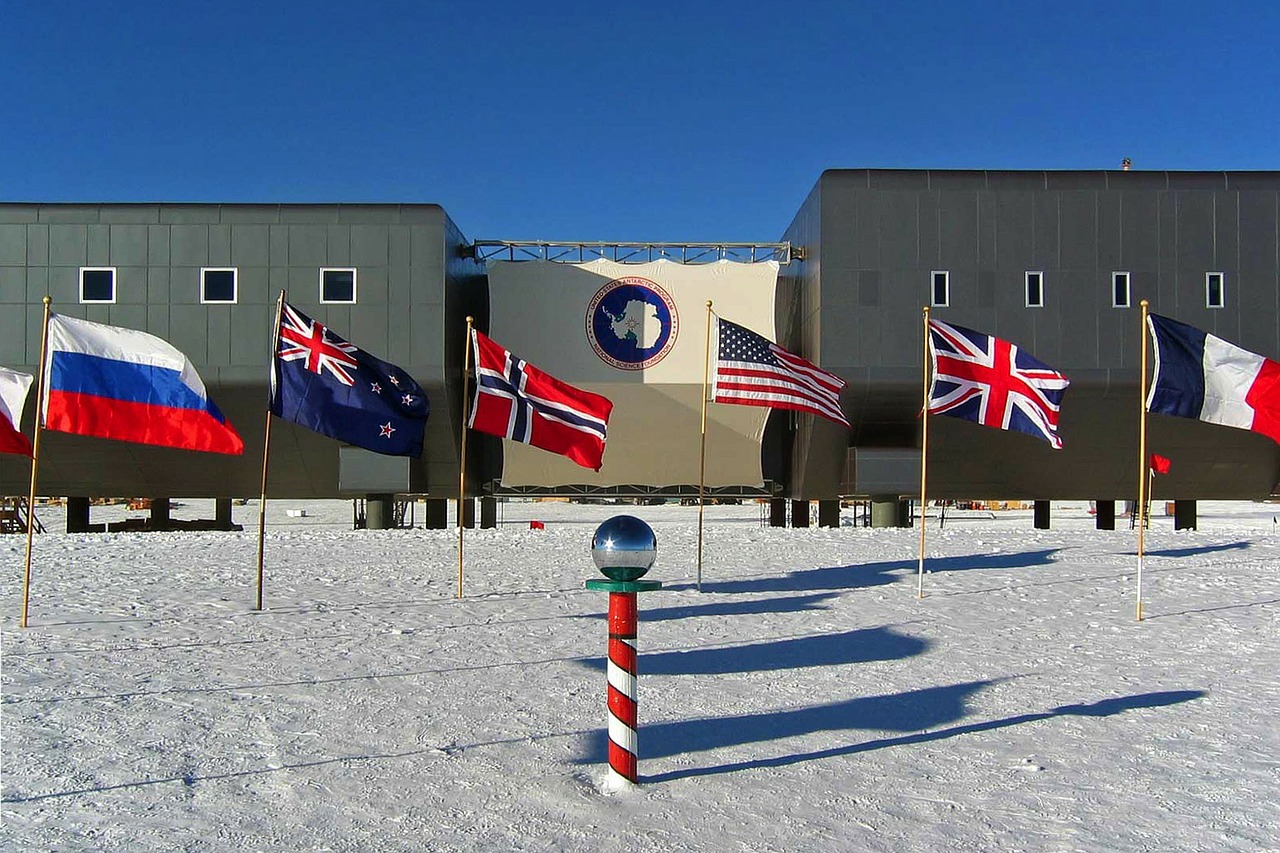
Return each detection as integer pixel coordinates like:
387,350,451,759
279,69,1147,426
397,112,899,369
585,276,679,370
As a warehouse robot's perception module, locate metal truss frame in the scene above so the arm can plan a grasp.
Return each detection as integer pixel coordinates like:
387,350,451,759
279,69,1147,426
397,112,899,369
470,240,795,265
482,481,783,499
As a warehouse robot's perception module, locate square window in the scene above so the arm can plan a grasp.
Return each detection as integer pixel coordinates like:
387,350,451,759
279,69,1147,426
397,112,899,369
1206,272,1225,308
931,270,949,307
1025,271,1044,308
80,267,116,303
201,268,237,304
1112,272,1131,308
320,268,357,303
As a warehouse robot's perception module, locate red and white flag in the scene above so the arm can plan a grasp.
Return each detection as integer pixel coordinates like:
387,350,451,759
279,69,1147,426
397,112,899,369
0,365,34,457
469,330,614,471
711,315,849,428
1148,313,1280,443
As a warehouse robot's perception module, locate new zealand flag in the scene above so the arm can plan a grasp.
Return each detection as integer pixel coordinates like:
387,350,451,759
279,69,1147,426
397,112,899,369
271,301,429,457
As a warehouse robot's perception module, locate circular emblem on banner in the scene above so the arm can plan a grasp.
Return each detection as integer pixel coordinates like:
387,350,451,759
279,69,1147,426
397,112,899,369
585,277,679,370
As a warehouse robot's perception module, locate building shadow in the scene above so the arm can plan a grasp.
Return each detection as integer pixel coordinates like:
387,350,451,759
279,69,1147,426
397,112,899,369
576,624,929,676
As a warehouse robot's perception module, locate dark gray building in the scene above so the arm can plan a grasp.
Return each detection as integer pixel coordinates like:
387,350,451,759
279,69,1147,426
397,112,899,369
0,204,484,504
782,169,1280,502
3,171,1279,524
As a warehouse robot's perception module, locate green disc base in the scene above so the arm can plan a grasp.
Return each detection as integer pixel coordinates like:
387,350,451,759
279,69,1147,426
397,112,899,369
585,579,663,592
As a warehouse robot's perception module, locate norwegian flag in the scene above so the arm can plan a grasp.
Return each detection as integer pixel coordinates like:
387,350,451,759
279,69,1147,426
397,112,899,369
927,318,1070,448
469,329,613,471
270,300,429,457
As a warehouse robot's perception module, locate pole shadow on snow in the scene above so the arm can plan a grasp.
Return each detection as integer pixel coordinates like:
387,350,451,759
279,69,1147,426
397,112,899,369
571,686,1205,782
575,624,929,676
683,549,1061,596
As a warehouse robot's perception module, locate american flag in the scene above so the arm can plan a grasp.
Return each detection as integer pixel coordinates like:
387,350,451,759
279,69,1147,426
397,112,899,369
927,318,1070,448
469,329,614,471
711,316,849,428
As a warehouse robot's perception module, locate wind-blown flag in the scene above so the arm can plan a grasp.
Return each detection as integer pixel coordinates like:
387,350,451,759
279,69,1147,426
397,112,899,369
1149,453,1171,475
711,316,849,428
43,314,244,454
927,319,1071,448
0,365,34,456
271,301,429,457
1147,313,1280,444
469,329,613,471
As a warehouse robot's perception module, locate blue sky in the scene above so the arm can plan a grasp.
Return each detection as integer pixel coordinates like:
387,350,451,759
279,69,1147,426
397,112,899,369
4,1,1277,242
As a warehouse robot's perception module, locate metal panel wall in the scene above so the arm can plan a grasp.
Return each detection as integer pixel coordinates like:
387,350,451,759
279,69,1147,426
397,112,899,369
787,170,1280,499
0,203,471,500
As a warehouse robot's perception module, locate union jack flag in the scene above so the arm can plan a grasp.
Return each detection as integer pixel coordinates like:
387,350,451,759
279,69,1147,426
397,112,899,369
469,329,613,471
270,299,429,457
927,319,1070,448
278,303,360,385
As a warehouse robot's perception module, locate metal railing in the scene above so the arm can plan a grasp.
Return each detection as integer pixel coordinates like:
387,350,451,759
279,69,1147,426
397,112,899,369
470,241,795,265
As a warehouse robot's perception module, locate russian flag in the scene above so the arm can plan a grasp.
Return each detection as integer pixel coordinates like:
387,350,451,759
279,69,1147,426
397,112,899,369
0,365,34,456
1147,313,1280,444
42,314,244,455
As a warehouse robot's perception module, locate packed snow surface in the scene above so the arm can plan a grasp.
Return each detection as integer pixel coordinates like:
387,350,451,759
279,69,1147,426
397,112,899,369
2,499,1278,851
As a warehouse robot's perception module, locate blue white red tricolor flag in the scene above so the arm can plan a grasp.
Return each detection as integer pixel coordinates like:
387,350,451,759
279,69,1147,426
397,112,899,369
1147,313,1280,444
927,318,1070,448
42,314,244,454
0,365,34,456
469,329,613,471
711,316,849,428
271,301,429,457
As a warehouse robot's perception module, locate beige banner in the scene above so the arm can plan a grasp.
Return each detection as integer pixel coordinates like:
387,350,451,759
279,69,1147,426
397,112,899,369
486,259,779,488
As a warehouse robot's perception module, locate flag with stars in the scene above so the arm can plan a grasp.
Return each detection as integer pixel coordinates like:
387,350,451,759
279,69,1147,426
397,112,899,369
711,315,850,428
270,300,429,457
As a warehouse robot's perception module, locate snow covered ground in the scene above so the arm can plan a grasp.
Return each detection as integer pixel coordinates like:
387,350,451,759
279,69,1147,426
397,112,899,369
2,498,1278,851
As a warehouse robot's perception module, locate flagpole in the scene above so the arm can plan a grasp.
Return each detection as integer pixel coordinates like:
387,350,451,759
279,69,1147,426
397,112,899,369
256,291,286,611
918,306,931,599
696,301,713,592
1136,299,1150,621
20,296,52,628
458,317,474,599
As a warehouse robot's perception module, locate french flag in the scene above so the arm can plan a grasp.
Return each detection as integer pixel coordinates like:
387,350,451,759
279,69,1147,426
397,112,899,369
0,365,34,456
1147,313,1280,444
42,314,244,455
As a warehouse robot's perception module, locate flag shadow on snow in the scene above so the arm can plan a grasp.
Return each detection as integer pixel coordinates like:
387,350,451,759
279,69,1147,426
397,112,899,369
577,591,842,622
1143,541,1250,559
690,549,1061,595
576,624,928,677
573,686,1205,782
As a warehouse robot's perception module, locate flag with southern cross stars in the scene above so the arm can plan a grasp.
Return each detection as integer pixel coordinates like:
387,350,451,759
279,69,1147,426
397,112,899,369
270,300,429,457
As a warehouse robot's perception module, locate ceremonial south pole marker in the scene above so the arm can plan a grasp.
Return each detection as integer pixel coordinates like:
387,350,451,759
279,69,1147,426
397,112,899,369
585,514,661,791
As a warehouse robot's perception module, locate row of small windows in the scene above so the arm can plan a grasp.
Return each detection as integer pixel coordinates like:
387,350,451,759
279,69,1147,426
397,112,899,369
75,266,1234,310
930,271,1228,309
77,267,358,304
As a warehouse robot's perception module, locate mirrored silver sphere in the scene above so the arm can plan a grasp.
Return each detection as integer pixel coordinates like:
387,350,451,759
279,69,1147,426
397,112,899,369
591,515,657,580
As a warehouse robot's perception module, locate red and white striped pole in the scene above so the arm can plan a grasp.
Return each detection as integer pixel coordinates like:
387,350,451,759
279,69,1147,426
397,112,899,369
586,514,660,790
606,591,639,786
